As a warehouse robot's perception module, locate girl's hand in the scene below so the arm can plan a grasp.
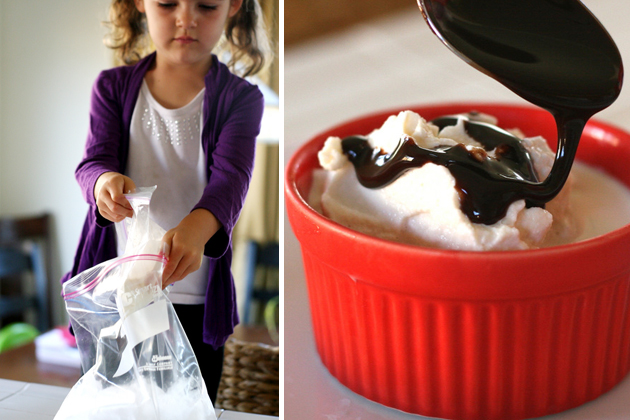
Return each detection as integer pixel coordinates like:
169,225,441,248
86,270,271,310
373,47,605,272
94,172,136,222
161,209,222,288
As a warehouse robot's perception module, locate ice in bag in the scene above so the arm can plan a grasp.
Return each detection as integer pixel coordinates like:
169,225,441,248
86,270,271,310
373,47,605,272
56,187,216,420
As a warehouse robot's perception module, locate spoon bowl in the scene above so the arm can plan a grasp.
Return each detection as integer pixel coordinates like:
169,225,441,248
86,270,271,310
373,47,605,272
418,0,623,213
417,0,623,113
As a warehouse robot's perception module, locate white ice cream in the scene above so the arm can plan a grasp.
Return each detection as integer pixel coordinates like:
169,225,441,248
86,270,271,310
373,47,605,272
309,110,583,251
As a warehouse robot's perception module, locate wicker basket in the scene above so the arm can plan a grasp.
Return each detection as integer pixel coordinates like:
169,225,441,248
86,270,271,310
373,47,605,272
216,338,279,416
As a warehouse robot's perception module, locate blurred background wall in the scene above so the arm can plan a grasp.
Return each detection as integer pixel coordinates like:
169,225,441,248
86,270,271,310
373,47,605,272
286,0,411,46
0,0,112,327
0,0,279,329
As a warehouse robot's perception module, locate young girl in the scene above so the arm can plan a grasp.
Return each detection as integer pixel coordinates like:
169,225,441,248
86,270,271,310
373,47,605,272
62,0,269,403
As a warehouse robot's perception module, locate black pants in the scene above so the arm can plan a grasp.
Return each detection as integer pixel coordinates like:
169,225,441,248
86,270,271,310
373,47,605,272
173,303,225,405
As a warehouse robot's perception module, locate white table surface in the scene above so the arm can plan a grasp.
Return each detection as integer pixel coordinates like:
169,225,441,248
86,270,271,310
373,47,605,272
284,1,630,419
0,378,276,420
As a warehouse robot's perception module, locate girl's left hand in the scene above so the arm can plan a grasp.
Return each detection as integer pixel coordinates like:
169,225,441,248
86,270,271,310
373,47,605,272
161,209,222,288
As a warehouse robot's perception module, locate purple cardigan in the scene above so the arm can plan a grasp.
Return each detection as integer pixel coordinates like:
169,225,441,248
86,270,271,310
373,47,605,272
62,52,264,349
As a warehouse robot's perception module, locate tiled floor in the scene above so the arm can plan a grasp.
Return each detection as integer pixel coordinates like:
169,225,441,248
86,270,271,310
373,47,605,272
0,380,72,420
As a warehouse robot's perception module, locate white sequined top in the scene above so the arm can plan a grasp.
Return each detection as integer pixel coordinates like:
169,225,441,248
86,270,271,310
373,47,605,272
119,79,209,304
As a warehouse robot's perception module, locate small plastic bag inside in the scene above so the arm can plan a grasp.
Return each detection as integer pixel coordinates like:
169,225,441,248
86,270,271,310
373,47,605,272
57,187,216,420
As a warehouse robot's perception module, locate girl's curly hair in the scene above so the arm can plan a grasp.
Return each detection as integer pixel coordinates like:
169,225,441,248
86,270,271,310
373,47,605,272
104,0,151,66
104,0,271,77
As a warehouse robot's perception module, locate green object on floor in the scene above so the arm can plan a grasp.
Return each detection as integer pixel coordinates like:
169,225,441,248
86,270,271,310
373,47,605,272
0,322,39,353
264,296,279,345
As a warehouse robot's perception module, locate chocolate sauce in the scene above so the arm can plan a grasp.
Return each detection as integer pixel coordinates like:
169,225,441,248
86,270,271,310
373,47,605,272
343,114,541,224
341,0,623,225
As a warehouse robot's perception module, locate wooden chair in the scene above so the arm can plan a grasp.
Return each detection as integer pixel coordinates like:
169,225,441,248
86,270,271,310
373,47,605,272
242,241,279,325
0,214,52,333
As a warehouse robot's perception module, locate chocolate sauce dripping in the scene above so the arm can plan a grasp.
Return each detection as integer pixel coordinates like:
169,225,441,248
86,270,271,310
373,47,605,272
341,0,623,225
342,114,540,224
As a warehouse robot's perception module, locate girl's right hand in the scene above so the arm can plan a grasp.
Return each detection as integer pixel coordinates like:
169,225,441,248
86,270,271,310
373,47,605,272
94,172,136,222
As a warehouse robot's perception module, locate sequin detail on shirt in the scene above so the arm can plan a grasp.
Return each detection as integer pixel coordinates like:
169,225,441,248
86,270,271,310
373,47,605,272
141,107,202,146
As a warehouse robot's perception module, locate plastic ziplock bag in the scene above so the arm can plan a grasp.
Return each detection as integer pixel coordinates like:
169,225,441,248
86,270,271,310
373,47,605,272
56,187,216,420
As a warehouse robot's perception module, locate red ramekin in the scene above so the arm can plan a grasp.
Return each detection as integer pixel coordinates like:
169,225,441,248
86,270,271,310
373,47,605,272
285,103,630,420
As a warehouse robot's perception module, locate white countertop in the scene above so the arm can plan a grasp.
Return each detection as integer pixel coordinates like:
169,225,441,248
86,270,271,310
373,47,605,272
0,378,277,420
284,1,630,419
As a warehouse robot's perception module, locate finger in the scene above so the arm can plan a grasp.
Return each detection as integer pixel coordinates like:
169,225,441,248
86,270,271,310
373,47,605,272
111,194,131,209
171,253,203,283
105,211,125,223
162,256,183,287
110,191,133,214
98,193,116,213
97,201,122,223
181,254,203,279
160,241,170,259
124,177,137,195
169,257,192,283
162,263,174,288
99,185,130,214
162,240,182,287
108,200,133,219
104,202,133,220
107,176,133,210
160,237,172,289
99,208,115,222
